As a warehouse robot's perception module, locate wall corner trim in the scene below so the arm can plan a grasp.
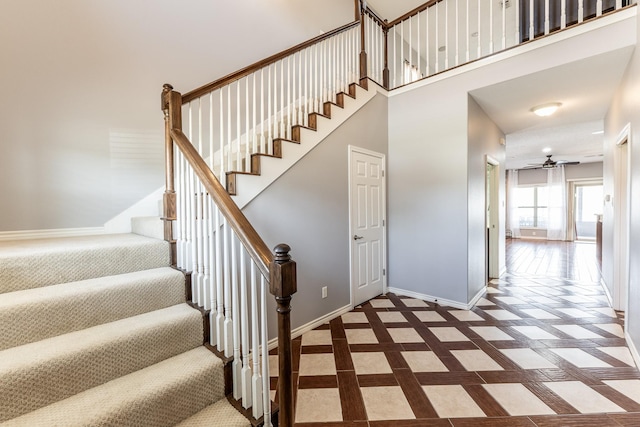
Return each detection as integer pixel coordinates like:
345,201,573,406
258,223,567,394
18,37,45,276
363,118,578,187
625,331,640,370
600,278,614,307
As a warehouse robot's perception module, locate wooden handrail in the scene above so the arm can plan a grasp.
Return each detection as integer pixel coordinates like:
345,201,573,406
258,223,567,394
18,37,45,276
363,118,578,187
164,88,272,277
182,20,360,104
364,6,387,27
387,0,440,27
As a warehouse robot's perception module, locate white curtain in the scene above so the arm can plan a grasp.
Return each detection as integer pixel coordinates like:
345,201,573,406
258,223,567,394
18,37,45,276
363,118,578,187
546,165,567,240
506,169,521,238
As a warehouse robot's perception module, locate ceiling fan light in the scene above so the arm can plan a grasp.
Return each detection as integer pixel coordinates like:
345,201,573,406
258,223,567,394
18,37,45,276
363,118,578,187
531,102,562,117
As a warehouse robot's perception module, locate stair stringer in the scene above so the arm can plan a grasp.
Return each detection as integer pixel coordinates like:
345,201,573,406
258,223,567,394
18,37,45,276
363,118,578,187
231,83,384,209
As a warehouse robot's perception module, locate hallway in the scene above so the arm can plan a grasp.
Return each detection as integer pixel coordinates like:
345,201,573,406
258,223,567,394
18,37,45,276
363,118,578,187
276,239,639,426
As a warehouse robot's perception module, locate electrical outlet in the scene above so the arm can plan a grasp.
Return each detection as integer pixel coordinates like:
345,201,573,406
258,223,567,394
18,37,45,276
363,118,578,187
322,286,328,299
532,231,537,236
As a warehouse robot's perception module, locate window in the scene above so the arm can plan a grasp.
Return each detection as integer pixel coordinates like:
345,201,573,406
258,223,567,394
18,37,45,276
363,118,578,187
515,186,547,228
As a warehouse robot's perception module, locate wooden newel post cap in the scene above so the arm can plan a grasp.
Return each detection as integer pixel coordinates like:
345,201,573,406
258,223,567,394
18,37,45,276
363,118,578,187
161,84,174,111
270,243,297,298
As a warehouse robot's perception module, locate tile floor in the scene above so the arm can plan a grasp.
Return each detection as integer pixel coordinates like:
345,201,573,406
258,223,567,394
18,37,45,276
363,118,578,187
271,269,640,426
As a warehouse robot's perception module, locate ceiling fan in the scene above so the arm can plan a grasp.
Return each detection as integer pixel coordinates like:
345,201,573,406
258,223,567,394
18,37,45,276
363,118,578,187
524,155,580,169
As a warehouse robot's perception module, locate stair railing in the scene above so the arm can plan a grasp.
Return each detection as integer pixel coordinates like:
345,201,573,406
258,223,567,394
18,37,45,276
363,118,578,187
162,85,297,426
363,0,634,90
178,20,361,198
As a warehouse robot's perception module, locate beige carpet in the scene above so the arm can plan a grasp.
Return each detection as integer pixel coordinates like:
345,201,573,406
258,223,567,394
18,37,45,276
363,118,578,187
0,232,250,426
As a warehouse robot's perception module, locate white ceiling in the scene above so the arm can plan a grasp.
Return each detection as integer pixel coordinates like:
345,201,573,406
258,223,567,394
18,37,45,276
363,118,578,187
470,46,633,169
367,0,428,22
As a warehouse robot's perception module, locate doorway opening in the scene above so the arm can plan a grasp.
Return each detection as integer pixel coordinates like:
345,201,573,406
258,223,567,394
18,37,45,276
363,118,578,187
569,181,603,242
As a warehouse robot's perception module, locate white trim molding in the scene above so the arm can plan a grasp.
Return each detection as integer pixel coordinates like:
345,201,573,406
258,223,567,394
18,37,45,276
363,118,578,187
625,332,640,370
388,286,480,310
0,227,105,242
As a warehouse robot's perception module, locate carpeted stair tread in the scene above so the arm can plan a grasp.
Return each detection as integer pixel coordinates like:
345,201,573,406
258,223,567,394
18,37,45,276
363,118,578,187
0,233,170,294
0,267,186,350
1,347,226,427
132,216,165,240
175,398,251,427
0,304,204,421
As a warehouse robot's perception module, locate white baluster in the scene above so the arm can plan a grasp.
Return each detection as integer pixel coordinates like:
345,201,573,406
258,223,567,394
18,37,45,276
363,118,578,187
232,234,241,400
435,4,439,73
196,100,205,307
477,0,482,58
280,60,285,137
236,81,241,172
455,0,460,66
409,15,413,81
245,78,250,173
298,51,303,125
529,0,535,40
417,12,421,77
488,0,493,54
287,57,291,139
426,8,430,76
597,0,603,16
616,0,622,10
545,0,550,34
260,69,265,154
240,247,252,408
267,65,272,153
304,48,309,127
223,220,233,357
445,0,449,68
261,275,271,427
219,87,225,183
578,0,584,23
227,85,232,173
466,0,470,62
215,208,224,350
561,0,567,29
393,22,397,87
253,73,258,155
502,0,507,48
250,263,264,419
401,20,405,84
515,0,521,44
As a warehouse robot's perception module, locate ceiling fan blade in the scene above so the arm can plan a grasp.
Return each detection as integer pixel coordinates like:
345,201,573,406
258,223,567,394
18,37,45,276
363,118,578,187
555,160,580,165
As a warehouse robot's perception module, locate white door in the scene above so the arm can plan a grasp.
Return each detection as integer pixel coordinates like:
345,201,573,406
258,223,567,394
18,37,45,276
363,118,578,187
349,147,386,306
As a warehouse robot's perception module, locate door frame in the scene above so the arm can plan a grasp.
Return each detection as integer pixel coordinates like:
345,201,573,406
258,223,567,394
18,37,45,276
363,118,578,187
348,145,387,308
486,155,500,279
613,123,631,315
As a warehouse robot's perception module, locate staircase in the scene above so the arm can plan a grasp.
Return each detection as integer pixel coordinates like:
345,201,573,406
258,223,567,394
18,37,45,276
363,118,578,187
0,227,251,426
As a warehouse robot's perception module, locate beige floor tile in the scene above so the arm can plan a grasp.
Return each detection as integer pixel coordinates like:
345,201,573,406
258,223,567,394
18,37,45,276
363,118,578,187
556,308,595,318
345,328,379,344
476,297,496,306
295,388,343,423
401,298,428,307
520,308,560,319
593,323,625,338
414,311,447,322
485,288,503,294
495,296,528,305
448,310,485,321
511,326,560,340
598,347,637,366
528,296,558,304
603,380,640,404
351,352,393,374
361,386,415,420
550,348,612,368
401,351,449,372
301,329,333,346
451,349,504,371
341,312,369,323
499,348,557,369
482,383,555,415
298,353,337,376
369,299,395,308
388,327,424,343
592,307,618,318
422,385,485,418
543,381,624,414
470,326,515,341
552,325,603,339
483,309,522,320
377,311,407,323
559,295,597,303
429,327,471,342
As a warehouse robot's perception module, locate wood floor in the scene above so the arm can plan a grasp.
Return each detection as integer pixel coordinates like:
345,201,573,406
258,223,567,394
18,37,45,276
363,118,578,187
273,238,638,426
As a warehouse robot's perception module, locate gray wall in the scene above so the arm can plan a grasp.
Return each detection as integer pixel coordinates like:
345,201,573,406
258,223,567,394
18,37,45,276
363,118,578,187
243,95,388,331
0,0,353,231
388,82,470,304
468,96,506,298
604,8,640,353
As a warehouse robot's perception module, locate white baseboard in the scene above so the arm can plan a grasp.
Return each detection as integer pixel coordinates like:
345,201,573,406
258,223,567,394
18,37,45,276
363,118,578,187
468,286,486,309
600,278,614,307
267,303,352,350
387,286,470,310
625,331,640,368
0,227,105,241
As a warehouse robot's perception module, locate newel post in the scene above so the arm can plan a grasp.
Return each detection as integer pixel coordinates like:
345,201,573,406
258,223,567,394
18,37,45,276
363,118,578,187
269,244,297,427
382,20,390,89
161,84,180,266
358,0,369,88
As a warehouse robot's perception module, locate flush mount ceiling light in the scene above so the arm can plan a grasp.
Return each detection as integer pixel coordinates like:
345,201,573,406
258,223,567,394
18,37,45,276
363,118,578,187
531,102,562,117
542,147,552,153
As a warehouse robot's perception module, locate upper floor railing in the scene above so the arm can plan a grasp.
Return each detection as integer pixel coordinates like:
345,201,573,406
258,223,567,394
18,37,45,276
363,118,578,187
363,0,634,90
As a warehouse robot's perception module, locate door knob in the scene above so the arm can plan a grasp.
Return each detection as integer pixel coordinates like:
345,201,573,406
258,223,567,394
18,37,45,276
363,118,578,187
353,235,364,240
